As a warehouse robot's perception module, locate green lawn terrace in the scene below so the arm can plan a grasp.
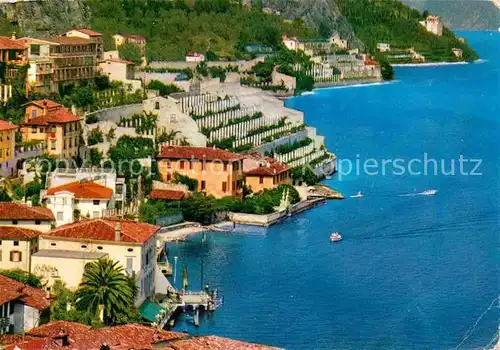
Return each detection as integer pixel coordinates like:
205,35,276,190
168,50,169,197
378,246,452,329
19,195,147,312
172,87,336,177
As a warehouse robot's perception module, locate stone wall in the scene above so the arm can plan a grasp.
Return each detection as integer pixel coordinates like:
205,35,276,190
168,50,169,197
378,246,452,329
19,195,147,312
229,210,287,226
84,104,143,124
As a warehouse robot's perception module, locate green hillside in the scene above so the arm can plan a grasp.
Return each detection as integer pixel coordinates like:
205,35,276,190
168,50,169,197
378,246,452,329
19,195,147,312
335,0,478,62
86,0,317,61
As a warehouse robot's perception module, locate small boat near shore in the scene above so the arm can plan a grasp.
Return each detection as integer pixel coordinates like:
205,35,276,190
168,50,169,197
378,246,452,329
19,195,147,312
350,191,364,198
330,232,342,242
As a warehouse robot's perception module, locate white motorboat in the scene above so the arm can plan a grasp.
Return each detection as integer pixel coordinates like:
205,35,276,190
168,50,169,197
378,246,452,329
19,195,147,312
330,232,343,242
421,189,437,196
350,191,364,198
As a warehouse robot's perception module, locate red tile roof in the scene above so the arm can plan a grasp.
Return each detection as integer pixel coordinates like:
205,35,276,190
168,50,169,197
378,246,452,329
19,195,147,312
186,52,204,57
0,226,43,240
3,337,54,350
150,189,187,200
246,159,289,176
20,322,278,350
0,202,55,221
0,275,51,310
72,28,103,37
0,36,25,50
43,219,160,244
25,322,185,349
165,335,280,349
74,324,186,348
22,107,80,126
28,99,62,109
0,119,18,131
157,146,242,162
46,181,113,200
27,321,91,338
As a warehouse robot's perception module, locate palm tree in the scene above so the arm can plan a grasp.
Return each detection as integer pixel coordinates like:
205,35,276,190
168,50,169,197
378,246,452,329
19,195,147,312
75,258,136,325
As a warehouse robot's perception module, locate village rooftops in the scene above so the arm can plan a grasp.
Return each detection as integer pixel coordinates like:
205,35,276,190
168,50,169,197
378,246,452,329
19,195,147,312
0,320,279,350
0,274,51,310
0,119,18,131
16,321,185,349
0,226,43,240
0,202,55,221
42,218,160,244
0,36,25,50
157,146,243,162
45,181,113,200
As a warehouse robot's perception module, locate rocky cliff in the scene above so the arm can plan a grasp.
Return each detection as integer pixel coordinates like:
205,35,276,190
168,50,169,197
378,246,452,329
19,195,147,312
0,0,90,36
260,0,364,48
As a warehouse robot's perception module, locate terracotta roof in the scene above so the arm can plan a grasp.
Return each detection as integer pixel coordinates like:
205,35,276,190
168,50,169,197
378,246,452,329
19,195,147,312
46,181,113,200
0,202,55,221
25,322,185,349
0,119,18,131
186,52,204,57
150,189,187,200
0,275,51,310
72,28,102,37
43,219,160,244
118,33,146,41
104,58,134,65
0,226,43,240
165,335,280,349
157,146,242,162
3,337,55,350
73,324,186,348
246,159,289,176
22,107,80,126
27,321,91,338
27,99,62,109
0,36,25,50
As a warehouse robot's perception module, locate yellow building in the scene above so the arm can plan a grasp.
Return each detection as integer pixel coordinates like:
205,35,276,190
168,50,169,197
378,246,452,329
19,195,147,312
21,99,81,158
0,120,17,175
243,153,291,193
112,33,147,57
32,219,159,306
156,146,244,198
20,35,99,92
0,202,55,272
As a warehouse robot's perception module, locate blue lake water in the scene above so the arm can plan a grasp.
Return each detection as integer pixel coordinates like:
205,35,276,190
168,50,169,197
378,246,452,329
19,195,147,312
168,32,499,349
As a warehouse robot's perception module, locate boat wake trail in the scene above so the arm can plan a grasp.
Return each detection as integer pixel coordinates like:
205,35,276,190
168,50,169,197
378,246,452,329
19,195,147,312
398,189,437,197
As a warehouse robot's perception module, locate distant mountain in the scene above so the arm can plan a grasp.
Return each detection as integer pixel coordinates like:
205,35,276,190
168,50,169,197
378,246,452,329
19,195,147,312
401,0,500,29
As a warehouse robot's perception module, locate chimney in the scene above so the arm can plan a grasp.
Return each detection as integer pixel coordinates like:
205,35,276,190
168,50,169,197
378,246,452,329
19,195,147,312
42,100,48,116
11,32,16,40
115,222,121,241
